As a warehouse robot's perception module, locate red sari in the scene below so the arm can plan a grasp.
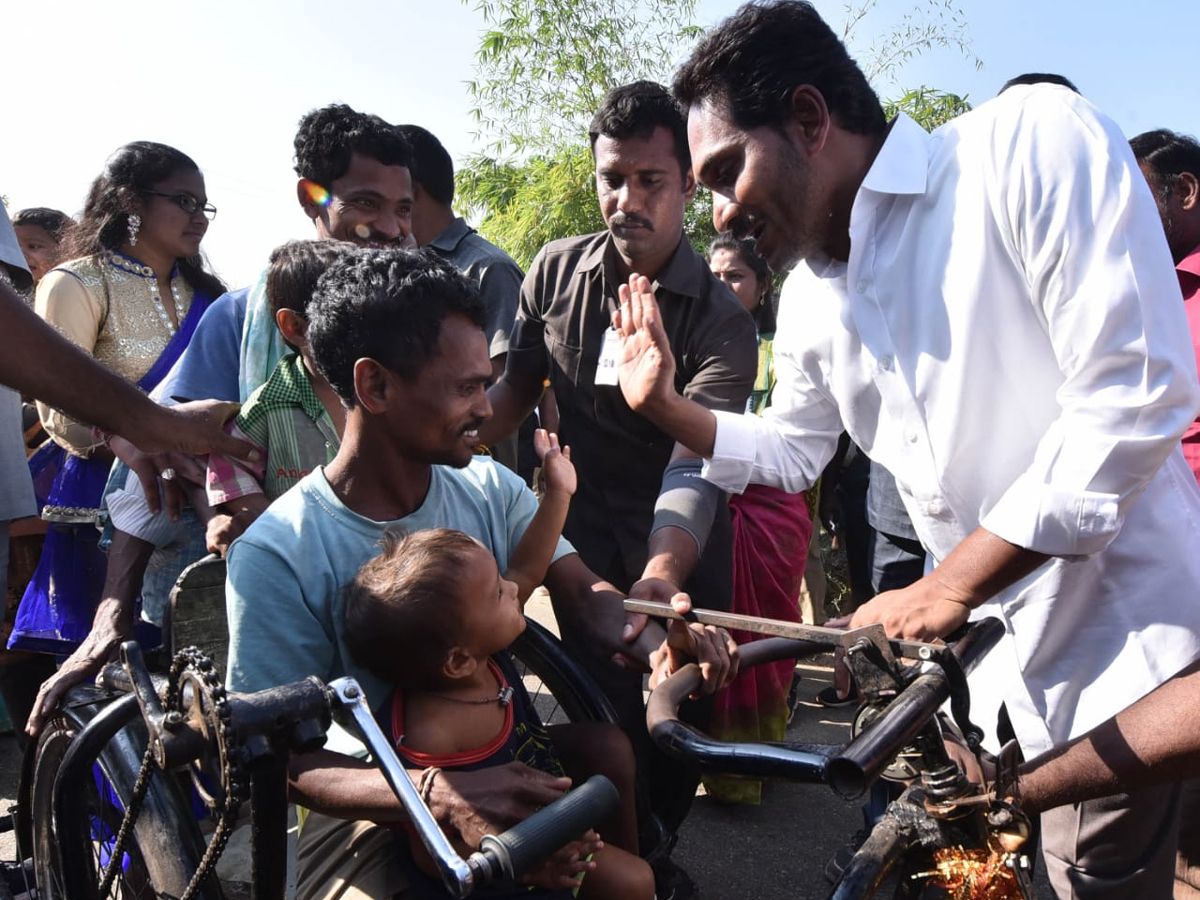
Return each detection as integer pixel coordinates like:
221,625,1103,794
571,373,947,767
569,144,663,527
703,482,812,804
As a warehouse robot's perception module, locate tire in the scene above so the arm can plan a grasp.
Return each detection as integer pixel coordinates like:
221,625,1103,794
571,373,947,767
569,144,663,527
509,618,619,726
28,684,219,900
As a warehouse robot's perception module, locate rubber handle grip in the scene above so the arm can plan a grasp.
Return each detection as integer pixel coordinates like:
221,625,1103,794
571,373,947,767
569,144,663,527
478,775,619,881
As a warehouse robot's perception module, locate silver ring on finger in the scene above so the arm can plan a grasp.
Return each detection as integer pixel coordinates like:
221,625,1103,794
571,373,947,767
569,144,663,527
161,467,177,482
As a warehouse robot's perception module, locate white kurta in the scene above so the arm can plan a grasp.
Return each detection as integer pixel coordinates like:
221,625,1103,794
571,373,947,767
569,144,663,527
703,85,1200,756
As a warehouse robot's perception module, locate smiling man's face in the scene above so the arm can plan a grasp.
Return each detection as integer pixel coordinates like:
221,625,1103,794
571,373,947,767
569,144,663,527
688,99,828,272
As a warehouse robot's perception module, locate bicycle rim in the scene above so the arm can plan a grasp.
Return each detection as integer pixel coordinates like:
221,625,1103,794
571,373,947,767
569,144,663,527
29,686,218,900
510,618,619,725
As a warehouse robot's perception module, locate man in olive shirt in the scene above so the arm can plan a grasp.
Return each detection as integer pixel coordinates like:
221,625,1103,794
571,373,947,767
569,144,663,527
480,81,756,882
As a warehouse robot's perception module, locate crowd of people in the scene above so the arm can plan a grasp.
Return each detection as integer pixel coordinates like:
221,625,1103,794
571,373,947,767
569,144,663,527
2,1,1200,898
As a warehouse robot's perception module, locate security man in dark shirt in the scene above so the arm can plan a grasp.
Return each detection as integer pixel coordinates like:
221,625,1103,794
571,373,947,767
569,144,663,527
479,81,756,891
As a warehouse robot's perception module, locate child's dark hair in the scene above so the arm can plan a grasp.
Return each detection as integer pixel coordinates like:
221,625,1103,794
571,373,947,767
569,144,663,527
344,528,483,690
267,240,356,320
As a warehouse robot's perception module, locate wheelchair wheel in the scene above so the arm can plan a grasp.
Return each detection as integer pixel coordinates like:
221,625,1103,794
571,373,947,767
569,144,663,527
28,684,218,900
510,618,619,726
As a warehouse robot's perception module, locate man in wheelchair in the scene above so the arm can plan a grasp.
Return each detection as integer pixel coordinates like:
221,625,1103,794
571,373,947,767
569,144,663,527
224,248,736,900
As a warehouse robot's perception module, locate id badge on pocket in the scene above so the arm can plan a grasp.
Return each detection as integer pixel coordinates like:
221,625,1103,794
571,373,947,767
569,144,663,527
595,326,621,386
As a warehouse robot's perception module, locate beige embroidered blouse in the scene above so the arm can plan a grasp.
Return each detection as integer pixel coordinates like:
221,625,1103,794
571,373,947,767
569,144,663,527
34,254,193,455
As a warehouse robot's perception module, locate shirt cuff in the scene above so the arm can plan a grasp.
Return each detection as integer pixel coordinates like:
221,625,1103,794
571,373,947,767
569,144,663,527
699,409,758,494
980,475,1120,558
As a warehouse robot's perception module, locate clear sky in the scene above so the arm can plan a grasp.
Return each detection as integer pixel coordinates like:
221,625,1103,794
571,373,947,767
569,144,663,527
4,0,1193,287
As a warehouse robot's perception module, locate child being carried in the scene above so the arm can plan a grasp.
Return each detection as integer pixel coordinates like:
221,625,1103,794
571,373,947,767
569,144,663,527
344,430,654,899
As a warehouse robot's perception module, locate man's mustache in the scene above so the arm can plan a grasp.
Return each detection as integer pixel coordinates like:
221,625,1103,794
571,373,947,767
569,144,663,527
610,214,653,231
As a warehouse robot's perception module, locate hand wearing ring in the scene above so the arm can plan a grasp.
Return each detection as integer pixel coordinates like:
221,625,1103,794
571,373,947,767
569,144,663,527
161,467,177,482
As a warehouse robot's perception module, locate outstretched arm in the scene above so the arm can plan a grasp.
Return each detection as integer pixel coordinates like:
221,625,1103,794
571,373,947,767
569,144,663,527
505,430,574,601
0,281,253,461
848,526,1048,642
26,531,155,735
1017,659,1200,815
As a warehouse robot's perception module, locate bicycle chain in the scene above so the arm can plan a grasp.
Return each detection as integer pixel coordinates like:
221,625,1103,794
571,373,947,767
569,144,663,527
97,647,247,900
170,646,248,900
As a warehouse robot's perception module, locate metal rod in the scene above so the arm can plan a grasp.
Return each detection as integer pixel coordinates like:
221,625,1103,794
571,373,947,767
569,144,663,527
646,664,834,781
623,598,857,643
327,678,475,898
827,811,914,900
249,759,290,900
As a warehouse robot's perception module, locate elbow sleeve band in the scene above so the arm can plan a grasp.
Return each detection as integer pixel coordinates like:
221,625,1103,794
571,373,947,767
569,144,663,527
651,457,723,554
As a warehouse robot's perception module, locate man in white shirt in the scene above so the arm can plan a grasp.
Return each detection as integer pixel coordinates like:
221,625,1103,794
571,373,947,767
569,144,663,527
613,2,1200,896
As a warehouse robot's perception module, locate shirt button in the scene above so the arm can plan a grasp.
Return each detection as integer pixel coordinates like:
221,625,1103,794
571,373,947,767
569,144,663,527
926,498,946,517
907,432,919,444
856,280,869,294
879,355,892,371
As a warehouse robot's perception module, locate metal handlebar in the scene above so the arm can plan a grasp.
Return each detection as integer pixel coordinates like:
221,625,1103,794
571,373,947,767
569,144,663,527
829,617,1004,796
643,616,1005,799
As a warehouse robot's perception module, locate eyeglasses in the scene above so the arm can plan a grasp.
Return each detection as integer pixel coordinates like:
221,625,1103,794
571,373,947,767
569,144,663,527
140,190,218,221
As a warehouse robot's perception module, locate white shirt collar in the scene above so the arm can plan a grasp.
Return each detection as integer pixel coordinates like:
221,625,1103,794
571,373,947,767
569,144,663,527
859,113,931,198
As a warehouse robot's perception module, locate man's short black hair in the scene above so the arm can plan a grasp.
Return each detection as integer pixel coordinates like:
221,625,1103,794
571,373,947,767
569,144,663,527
395,125,455,207
999,73,1079,94
673,1,885,136
293,103,412,189
589,81,690,177
307,248,487,405
1131,129,1200,199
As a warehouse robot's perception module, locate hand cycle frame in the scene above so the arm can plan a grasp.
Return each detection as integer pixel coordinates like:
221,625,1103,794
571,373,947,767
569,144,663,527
30,640,619,900
627,600,1035,899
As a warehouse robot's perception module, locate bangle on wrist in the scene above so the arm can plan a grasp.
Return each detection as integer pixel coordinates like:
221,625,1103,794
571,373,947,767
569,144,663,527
417,766,442,807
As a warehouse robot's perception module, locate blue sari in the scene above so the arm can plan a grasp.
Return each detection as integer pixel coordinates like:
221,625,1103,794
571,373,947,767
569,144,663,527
9,285,214,655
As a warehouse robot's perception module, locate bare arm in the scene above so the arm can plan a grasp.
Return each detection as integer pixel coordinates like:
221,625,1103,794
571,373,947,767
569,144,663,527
505,431,573,601
0,282,257,463
206,494,272,557
543,554,737,694
847,526,1048,641
27,531,155,734
538,386,559,434
1018,660,1200,814
628,443,707,608
288,749,572,842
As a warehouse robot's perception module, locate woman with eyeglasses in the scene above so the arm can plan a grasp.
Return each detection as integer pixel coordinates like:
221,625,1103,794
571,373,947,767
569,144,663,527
9,141,226,654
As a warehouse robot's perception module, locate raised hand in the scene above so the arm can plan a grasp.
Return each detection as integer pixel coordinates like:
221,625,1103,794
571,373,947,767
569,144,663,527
533,429,576,499
614,275,677,413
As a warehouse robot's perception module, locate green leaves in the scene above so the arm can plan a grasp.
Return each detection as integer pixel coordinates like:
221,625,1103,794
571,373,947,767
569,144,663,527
456,0,979,269
457,0,699,266
884,86,973,131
